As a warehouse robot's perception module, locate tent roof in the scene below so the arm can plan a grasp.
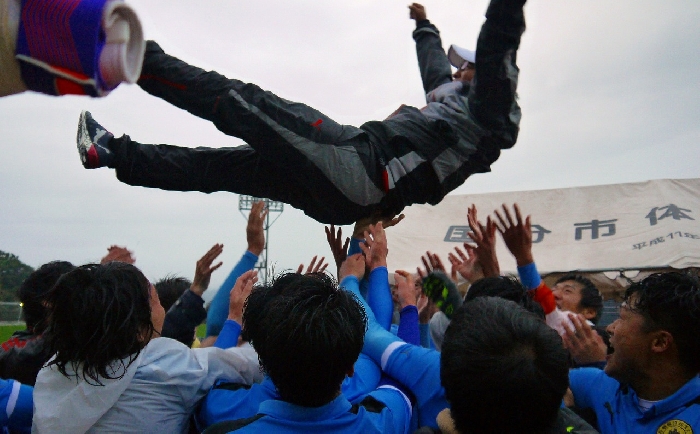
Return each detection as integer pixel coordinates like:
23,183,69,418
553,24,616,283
385,178,700,297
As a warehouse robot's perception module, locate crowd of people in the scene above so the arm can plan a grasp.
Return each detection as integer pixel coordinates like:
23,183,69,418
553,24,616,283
2,198,698,433
1,0,699,432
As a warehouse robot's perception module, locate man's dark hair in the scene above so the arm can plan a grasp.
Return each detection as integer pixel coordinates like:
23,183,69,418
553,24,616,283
240,272,299,344
441,297,569,434
465,276,545,320
555,274,603,324
17,261,75,333
242,272,367,407
626,272,700,373
154,274,192,312
43,262,157,385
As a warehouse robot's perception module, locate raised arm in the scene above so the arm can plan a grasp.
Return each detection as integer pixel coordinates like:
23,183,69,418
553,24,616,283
494,203,552,302
494,203,582,338
205,201,267,338
162,244,223,346
409,3,453,94
190,243,224,298
325,224,349,276
448,243,484,283
350,214,403,329
394,270,421,346
494,203,533,267
467,204,500,278
213,270,258,350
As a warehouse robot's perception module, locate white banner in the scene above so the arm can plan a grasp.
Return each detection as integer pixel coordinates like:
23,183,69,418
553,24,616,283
386,178,700,275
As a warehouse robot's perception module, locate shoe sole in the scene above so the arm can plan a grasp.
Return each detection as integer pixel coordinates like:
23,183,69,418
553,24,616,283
76,110,91,167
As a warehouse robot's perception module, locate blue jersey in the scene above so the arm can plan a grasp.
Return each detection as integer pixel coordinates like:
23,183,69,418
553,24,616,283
569,368,700,434
198,353,381,430
202,387,411,433
0,378,33,434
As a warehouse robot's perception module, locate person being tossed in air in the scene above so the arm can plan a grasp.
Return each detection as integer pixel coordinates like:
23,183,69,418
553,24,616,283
77,0,526,224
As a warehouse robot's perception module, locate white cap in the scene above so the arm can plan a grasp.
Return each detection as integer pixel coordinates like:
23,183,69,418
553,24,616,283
447,44,475,69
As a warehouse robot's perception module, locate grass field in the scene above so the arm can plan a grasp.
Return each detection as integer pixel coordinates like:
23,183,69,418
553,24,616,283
196,323,207,340
0,324,24,342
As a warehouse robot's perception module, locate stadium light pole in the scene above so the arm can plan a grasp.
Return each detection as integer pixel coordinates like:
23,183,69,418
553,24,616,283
238,195,284,284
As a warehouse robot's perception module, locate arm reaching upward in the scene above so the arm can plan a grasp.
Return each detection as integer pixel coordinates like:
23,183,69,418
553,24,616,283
494,203,533,267
409,3,453,94
205,202,266,338
325,224,349,276
190,243,224,297
467,204,500,277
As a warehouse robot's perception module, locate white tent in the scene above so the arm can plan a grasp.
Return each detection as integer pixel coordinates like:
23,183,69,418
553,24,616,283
386,178,700,298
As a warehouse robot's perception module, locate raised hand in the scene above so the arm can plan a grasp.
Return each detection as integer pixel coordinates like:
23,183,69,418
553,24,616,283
296,255,329,275
352,213,404,238
191,243,224,296
228,270,258,324
325,224,349,272
408,3,427,21
100,245,135,264
382,213,405,229
466,204,500,277
416,251,450,282
339,253,366,281
417,292,438,325
394,270,419,309
562,313,607,365
448,244,483,283
359,222,388,270
246,201,268,256
494,203,534,266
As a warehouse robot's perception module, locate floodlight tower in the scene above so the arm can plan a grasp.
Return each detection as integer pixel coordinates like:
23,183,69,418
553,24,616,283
238,195,284,284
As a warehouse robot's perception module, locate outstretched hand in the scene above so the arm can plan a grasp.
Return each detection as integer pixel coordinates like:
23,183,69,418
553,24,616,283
394,270,418,309
296,255,329,275
417,292,438,325
325,224,349,272
191,243,224,296
467,204,500,277
100,245,135,264
448,244,484,283
562,313,607,365
359,222,389,270
494,203,534,266
246,201,268,256
417,251,449,282
352,213,404,238
228,270,258,324
339,253,366,281
409,3,427,21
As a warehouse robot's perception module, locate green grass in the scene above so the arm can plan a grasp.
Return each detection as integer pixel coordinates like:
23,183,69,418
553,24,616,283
196,323,207,339
0,324,25,342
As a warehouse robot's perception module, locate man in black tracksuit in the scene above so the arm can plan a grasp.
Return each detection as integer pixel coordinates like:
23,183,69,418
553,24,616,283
78,0,526,224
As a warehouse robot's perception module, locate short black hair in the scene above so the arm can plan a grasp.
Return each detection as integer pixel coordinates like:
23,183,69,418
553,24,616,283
626,272,700,373
555,274,603,324
441,297,569,434
243,272,367,407
240,272,299,344
43,262,157,385
17,261,75,333
154,274,192,312
465,276,545,320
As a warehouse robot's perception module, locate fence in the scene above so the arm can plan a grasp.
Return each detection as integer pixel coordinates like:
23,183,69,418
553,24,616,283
0,302,23,324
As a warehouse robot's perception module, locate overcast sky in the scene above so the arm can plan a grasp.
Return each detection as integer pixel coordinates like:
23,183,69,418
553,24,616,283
1,0,698,302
